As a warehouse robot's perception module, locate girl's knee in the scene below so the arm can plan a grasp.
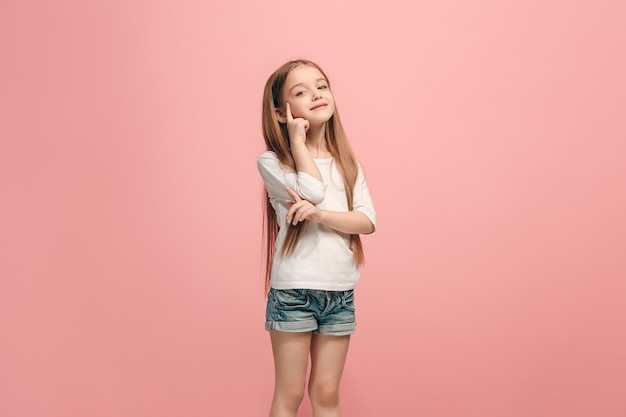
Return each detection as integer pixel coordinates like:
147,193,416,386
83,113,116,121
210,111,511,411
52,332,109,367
308,381,339,407
276,385,306,409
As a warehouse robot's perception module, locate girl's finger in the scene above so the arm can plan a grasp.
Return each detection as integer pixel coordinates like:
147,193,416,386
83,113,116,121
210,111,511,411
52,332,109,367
285,102,293,121
290,207,300,225
299,206,313,222
285,186,302,202
285,202,299,221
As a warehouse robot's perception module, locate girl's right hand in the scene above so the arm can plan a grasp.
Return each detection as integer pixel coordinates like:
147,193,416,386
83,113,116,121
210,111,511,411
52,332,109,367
285,186,322,225
285,102,309,144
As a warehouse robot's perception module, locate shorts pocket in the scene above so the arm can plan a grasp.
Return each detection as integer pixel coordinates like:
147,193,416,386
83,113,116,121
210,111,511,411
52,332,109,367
342,290,355,311
273,289,311,310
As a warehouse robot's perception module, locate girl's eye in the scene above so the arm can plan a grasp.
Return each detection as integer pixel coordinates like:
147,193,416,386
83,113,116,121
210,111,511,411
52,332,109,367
295,91,305,96
318,85,328,90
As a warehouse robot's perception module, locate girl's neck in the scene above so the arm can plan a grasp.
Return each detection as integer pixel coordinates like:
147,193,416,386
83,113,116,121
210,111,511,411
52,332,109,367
306,123,331,158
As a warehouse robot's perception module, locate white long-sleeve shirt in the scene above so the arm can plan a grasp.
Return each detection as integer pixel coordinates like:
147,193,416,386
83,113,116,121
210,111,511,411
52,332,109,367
257,151,376,291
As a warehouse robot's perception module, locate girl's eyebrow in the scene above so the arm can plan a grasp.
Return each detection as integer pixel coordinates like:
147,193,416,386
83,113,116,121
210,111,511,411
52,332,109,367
288,78,328,92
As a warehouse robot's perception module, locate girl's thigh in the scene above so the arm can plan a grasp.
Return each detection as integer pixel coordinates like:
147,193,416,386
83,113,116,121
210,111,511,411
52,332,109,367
309,333,351,388
270,330,312,389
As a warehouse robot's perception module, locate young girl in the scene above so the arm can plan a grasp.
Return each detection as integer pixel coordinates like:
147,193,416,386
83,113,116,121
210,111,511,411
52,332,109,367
257,59,376,417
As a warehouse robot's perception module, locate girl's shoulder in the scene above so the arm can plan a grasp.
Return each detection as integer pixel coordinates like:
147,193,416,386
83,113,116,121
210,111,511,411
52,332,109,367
257,150,279,166
257,151,295,173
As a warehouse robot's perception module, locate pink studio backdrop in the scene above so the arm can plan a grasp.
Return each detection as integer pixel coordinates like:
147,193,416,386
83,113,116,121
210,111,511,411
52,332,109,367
1,1,625,416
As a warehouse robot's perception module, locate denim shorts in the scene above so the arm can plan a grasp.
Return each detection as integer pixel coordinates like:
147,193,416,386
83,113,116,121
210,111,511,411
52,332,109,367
266,288,356,336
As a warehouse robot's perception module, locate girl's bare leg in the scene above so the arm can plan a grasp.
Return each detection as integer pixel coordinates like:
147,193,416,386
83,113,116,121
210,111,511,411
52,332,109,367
269,330,312,417
308,334,351,417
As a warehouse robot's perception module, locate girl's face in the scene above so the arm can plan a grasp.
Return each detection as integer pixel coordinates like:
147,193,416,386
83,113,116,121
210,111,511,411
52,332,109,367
280,65,335,125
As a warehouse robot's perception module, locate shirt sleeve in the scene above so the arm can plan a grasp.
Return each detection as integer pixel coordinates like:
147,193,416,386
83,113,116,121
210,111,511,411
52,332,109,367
353,162,377,234
257,151,327,204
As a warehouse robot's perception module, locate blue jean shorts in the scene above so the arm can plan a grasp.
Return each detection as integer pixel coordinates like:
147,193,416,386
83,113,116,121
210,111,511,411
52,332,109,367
266,288,356,336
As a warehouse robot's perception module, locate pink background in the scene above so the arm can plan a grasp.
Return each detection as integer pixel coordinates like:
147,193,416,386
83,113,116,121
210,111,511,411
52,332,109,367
1,1,625,416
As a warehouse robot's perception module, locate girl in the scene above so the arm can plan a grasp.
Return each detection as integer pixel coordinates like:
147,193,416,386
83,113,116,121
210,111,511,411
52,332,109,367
257,59,376,417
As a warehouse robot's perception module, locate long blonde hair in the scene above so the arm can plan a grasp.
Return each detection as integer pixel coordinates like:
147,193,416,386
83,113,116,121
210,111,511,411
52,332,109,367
261,59,364,290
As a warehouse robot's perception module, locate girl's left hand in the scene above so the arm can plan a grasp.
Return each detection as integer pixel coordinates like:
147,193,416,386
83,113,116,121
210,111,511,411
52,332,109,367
285,187,322,225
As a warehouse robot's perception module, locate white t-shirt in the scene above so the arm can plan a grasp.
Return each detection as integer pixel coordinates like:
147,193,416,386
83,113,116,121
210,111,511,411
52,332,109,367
257,151,377,291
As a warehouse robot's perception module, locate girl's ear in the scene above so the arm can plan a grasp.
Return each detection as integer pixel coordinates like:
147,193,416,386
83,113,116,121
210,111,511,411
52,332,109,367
275,107,287,124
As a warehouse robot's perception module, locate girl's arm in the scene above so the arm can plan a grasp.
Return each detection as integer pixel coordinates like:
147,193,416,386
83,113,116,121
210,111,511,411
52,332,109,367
317,210,375,235
291,140,322,181
257,152,327,204
285,102,323,182
285,187,375,235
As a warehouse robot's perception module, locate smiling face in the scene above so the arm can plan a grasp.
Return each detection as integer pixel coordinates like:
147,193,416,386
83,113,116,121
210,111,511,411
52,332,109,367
279,64,335,125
